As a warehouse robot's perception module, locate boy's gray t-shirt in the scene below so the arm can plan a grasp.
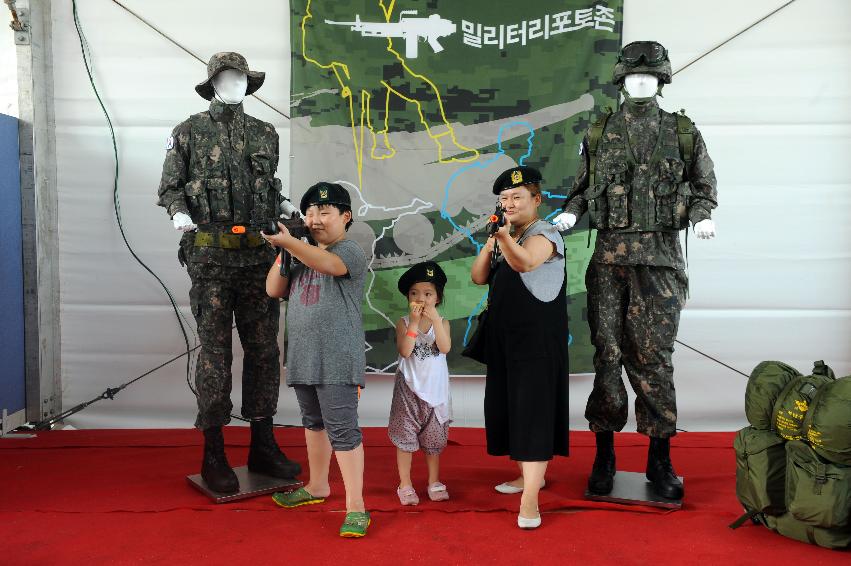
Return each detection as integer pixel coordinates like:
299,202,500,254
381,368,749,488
285,238,367,387
510,220,566,302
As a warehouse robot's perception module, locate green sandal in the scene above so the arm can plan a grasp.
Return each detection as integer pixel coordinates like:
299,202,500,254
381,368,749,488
339,511,371,538
271,487,325,509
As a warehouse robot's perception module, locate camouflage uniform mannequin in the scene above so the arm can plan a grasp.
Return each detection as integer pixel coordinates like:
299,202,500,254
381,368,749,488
157,52,300,493
557,42,717,499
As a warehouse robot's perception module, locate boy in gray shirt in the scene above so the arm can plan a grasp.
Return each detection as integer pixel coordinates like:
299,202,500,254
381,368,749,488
262,182,369,538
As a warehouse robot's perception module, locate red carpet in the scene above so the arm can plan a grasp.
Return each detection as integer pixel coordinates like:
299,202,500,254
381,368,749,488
1,428,847,564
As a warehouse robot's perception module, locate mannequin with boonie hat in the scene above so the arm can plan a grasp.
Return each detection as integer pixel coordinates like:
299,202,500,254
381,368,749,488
156,52,300,496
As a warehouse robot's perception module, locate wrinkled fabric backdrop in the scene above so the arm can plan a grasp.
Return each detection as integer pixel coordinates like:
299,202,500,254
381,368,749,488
23,0,848,429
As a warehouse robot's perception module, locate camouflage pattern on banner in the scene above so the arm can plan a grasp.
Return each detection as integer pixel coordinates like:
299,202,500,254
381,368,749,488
290,0,623,374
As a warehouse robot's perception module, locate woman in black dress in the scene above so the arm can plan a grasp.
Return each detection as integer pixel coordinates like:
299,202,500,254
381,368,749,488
470,166,570,529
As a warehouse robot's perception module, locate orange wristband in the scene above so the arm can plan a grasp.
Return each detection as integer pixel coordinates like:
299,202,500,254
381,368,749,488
406,330,418,338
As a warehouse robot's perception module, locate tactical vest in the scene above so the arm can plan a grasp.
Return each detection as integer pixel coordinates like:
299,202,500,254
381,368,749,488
585,109,694,233
182,111,281,228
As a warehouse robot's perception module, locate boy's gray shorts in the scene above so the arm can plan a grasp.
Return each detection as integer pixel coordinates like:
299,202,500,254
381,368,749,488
292,384,362,451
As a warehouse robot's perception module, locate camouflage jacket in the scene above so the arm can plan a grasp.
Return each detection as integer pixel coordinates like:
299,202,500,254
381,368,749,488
562,98,717,269
157,101,280,267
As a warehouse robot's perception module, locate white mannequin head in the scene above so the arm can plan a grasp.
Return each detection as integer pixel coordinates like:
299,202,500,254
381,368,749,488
212,69,248,105
623,73,659,99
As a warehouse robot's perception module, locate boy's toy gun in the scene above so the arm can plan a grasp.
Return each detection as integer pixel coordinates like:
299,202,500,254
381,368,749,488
325,11,456,59
258,198,307,238
260,215,310,241
260,198,314,280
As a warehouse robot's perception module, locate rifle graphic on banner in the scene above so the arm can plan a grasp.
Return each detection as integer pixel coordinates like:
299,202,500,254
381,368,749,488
325,11,456,58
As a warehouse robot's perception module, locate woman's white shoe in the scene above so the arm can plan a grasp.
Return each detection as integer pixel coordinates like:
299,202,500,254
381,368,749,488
495,480,546,494
517,512,542,529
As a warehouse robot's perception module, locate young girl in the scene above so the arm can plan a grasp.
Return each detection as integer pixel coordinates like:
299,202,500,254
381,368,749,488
389,261,452,505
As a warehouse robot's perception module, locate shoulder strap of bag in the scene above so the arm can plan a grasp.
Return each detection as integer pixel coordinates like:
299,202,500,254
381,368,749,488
588,108,613,187
675,110,695,180
729,509,764,530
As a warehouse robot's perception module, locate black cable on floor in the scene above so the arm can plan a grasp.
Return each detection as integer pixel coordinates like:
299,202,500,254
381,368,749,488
72,0,197,396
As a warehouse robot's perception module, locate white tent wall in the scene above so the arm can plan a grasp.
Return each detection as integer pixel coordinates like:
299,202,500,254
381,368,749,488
35,0,849,430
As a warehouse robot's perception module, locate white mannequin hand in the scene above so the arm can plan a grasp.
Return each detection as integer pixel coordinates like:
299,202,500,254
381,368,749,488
694,219,716,239
552,212,577,232
172,212,197,232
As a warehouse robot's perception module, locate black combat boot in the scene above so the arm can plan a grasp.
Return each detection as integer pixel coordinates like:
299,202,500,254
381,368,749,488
201,427,239,493
247,417,302,479
587,431,616,495
646,436,684,500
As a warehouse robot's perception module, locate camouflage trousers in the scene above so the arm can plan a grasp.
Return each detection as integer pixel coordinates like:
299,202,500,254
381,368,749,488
584,262,688,438
187,262,281,429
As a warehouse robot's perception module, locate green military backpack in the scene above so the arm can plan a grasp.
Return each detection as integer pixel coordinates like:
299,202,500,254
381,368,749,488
732,361,808,527
767,440,851,549
732,361,851,549
765,513,851,550
803,376,851,466
771,361,835,441
733,426,787,518
744,361,801,430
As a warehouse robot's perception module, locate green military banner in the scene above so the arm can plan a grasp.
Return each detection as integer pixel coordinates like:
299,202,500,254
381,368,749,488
289,0,623,373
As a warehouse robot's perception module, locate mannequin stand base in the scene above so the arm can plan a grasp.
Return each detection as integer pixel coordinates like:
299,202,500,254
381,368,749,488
187,466,302,504
584,471,683,509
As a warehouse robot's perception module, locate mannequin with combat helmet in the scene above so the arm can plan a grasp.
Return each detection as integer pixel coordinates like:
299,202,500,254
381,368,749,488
157,52,300,494
554,41,719,501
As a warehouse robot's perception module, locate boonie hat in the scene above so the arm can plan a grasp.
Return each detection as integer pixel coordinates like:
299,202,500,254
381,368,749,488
195,52,265,100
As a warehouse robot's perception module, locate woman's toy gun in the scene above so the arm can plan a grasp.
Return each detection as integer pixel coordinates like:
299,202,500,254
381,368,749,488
486,203,505,270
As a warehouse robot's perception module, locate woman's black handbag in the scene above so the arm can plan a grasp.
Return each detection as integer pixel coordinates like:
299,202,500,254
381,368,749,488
461,307,489,364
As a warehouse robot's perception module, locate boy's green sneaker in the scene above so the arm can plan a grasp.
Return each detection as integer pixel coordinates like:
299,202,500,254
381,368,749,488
339,511,371,538
271,487,325,509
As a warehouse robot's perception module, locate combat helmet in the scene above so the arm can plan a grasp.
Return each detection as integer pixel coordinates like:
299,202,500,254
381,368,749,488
612,41,672,85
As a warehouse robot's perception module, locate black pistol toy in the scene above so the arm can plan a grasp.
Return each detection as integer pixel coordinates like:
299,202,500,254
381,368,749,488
486,202,505,236
486,202,505,269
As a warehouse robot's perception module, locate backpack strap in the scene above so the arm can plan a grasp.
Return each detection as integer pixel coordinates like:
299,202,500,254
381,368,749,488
588,108,613,188
675,110,695,180
729,509,763,530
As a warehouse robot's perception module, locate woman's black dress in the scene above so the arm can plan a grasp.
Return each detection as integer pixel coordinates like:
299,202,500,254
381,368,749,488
484,242,570,461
